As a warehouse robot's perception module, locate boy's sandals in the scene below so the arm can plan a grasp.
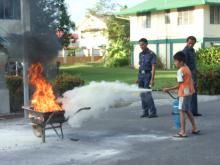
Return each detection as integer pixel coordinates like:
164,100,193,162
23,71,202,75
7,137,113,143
173,133,188,138
173,130,201,138
192,130,200,135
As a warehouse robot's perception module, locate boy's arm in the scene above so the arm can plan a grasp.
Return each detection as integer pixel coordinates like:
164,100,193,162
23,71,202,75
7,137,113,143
163,84,179,92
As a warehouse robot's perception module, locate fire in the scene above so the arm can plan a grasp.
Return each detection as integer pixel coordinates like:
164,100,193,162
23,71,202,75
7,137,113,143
28,63,62,112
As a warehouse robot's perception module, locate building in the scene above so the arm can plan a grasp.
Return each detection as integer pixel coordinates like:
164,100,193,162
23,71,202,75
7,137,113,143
0,0,30,45
117,0,220,68
0,0,30,114
77,15,108,56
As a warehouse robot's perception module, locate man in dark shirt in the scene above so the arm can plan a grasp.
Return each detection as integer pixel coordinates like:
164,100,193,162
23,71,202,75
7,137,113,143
137,38,157,118
182,36,202,117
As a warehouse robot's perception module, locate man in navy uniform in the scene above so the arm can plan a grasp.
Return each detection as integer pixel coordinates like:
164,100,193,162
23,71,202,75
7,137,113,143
182,36,202,117
137,38,157,118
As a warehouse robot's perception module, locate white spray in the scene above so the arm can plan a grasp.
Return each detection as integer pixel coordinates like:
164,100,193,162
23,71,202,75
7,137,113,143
61,81,151,128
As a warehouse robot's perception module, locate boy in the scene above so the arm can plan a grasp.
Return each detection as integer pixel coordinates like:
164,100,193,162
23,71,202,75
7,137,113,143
183,36,201,116
163,51,200,137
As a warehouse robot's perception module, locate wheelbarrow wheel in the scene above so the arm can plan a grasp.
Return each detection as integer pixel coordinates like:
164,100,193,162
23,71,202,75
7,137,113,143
32,125,43,137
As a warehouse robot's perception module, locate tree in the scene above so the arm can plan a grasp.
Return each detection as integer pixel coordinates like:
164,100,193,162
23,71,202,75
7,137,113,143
7,0,75,63
30,0,75,47
105,14,131,67
87,0,130,67
87,0,121,16
56,0,75,47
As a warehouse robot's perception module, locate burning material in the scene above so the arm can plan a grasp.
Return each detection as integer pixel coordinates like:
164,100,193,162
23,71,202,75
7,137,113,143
25,63,90,142
25,63,64,143
28,63,62,112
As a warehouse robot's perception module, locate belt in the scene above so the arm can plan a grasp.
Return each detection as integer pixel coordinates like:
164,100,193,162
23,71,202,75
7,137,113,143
139,70,151,74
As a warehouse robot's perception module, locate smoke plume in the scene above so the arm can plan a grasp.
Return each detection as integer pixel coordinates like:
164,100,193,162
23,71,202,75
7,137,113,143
61,81,151,128
7,32,60,64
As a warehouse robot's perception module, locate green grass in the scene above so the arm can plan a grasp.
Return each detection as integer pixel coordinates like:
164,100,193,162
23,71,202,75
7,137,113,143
60,63,177,90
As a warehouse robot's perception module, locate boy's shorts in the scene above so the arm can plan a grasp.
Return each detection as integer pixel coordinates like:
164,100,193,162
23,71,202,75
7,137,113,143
178,96,192,112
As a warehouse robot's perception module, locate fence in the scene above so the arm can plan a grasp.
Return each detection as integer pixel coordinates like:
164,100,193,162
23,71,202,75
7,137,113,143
57,56,103,65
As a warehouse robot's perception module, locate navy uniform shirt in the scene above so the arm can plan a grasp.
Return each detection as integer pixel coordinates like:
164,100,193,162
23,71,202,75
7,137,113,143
139,48,157,74
182,46,196,72
182,46,197,81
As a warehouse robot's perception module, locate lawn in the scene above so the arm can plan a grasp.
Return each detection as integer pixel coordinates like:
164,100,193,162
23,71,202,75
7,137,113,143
60,63,176,91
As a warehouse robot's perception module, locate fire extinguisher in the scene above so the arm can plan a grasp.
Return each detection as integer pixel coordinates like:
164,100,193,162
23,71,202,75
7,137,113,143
167,91,180,129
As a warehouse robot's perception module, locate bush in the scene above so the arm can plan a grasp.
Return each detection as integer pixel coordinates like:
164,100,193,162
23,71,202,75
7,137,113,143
197,47,220,65
5,76,23,112
54,73,85,95
105,41,130,67
106,54,129,67
156,56,165,70
197,64,220,95
196,47,220,95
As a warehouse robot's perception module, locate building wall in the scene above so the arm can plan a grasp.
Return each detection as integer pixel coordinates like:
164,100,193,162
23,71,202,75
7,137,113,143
130,6,205,42
130,5,211,69
77,15,108,56
79,31,108,49
204,5,220,38
0,20,23,36
0,0,30,37
0,0,30,114
203,5,220,46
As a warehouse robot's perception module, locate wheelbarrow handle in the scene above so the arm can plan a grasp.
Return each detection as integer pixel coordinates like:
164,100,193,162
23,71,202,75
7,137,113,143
74,107,91,115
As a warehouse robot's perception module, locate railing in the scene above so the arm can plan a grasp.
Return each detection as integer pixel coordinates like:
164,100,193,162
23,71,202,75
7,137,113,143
57,56,103,64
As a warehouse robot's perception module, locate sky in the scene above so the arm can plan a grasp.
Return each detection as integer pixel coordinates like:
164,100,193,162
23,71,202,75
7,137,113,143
65,0,144,25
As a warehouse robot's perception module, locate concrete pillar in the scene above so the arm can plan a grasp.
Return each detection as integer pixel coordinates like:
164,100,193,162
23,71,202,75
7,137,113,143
20,0,31,32
0,89,10,114
21,0,31,119
0,51,10,114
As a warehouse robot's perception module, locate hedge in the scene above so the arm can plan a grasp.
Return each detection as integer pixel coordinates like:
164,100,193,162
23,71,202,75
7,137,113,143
5,76,23,112
54,73,85,95
197,64,220,95
196,47,220,95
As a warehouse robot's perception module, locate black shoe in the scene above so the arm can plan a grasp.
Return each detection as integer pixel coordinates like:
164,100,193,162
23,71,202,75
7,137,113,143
140,114,149,118
148,114,158,118
193,113,202,117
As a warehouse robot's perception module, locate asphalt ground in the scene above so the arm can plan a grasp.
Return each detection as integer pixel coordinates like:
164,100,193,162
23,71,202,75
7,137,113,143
0,93,219,165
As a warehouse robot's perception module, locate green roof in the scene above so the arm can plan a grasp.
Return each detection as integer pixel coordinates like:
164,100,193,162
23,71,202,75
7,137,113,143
116,0,220,15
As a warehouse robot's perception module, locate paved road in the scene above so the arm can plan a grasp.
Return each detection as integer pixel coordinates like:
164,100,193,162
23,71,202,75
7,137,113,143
0,93,219,165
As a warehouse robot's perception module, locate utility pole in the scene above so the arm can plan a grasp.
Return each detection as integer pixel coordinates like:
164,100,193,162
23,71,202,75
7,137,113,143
21,0,30,119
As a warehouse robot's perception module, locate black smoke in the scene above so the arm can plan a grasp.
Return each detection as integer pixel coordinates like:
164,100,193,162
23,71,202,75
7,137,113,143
8,32,60,64
7,0,61,65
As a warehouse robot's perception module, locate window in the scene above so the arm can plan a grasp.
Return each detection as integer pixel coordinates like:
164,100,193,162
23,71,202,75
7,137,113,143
0,0,21,20
0,1,3,18
137,12,151,29
145,13,151,28
165,10,170,24
177,7,194,25
210,6,220,24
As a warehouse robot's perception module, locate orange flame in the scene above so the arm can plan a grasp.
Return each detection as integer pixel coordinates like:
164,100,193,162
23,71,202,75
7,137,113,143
28,63,62,112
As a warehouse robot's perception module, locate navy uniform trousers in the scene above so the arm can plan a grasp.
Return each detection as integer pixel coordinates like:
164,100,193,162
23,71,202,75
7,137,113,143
138,72,157,116
191,72,198,115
